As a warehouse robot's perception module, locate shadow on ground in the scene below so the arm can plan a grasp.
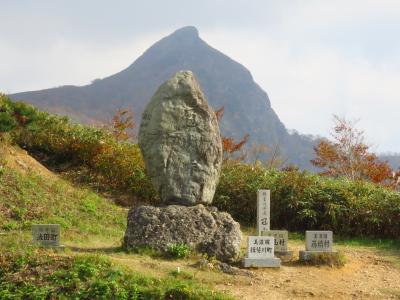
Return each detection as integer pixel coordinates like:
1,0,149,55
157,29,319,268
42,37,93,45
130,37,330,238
69,246,123,254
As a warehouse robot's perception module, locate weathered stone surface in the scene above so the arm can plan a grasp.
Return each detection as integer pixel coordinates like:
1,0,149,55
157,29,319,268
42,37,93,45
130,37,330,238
243,257,281,268
123,205,242,262
138,70,222,206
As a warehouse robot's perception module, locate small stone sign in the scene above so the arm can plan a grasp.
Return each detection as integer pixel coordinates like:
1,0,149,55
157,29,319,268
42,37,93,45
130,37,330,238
257,189,270,235
31,224,61,247
243,236,281,268
261,230,288,252
261,230,294,262
300,230,337,262
247,236,274,258
305,230,333,252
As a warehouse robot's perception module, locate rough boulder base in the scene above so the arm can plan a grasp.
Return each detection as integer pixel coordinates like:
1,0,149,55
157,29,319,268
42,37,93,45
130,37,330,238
123,205,242,262
138,70,223,206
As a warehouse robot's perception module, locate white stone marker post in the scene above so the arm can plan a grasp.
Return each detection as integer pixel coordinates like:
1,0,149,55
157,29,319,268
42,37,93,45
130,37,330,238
257,189,270,236
299,230,338,261
243,236,281,267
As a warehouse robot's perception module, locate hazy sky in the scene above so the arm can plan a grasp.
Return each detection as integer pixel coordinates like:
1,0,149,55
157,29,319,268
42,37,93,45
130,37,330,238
2,0,400,153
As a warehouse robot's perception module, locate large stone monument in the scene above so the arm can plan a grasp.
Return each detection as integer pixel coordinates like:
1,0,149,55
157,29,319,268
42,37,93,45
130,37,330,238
124,71,242,262
138,70,222,206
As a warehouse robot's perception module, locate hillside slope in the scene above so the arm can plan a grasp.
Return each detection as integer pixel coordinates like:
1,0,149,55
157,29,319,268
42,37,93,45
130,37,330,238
9,26,316,169
0,143,127,243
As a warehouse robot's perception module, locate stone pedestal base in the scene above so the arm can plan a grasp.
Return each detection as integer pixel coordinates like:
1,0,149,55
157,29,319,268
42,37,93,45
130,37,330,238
124,205,242,262
243,257,281,268
275,250,294,262
299,250,338,261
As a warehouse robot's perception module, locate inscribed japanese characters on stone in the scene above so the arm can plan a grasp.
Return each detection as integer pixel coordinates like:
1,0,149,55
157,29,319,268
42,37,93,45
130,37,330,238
32,224,60,247
257,189,270,235
247,236,274,259
261,230,288,252
305,230,333,252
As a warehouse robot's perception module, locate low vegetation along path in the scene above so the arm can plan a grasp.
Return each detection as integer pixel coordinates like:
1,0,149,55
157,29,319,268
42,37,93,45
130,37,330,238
67,238,400,300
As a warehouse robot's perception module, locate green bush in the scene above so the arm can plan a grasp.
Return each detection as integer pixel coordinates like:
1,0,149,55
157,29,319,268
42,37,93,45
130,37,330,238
0,94,43,133
214,162,400,238
1,94,157,205
167,243,191,259
0,112,17,133
164,284,195,299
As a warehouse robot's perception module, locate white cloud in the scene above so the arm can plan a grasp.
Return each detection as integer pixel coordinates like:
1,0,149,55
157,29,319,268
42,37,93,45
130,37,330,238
202,26,400,153
0,32,165,93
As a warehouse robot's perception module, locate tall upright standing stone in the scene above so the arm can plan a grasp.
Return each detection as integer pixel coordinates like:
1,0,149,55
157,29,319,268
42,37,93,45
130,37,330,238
257,189,270,235
257,189,293,262
124,71,242,262
138,70,223,206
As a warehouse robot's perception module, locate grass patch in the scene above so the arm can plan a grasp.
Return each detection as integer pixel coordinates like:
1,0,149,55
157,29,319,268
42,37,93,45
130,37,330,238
0,165,126,245
169,268,196,280
166,243,192,259
126,244,193,260
288,232,305,241
125,245,164,258
0,251,233,300
335,237,400,250
300,251,346,267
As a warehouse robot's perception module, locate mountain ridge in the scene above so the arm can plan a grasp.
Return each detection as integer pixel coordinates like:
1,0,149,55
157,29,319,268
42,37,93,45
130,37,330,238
10,26,316,169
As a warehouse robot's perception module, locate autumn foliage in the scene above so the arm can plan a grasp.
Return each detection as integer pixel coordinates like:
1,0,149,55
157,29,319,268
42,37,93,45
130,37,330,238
215,107,249,161
311,115,393,185
111,108,136,141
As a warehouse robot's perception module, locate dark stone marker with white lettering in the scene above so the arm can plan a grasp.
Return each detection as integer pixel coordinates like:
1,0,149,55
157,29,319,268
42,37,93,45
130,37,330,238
31,224,64,250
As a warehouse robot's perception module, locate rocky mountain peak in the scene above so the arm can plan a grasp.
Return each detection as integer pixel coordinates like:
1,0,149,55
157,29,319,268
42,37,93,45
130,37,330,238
170,26,199,38
10,27,317,169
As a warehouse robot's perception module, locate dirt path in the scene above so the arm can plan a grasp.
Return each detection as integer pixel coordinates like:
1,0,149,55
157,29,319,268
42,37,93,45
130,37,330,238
215,246,400,299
